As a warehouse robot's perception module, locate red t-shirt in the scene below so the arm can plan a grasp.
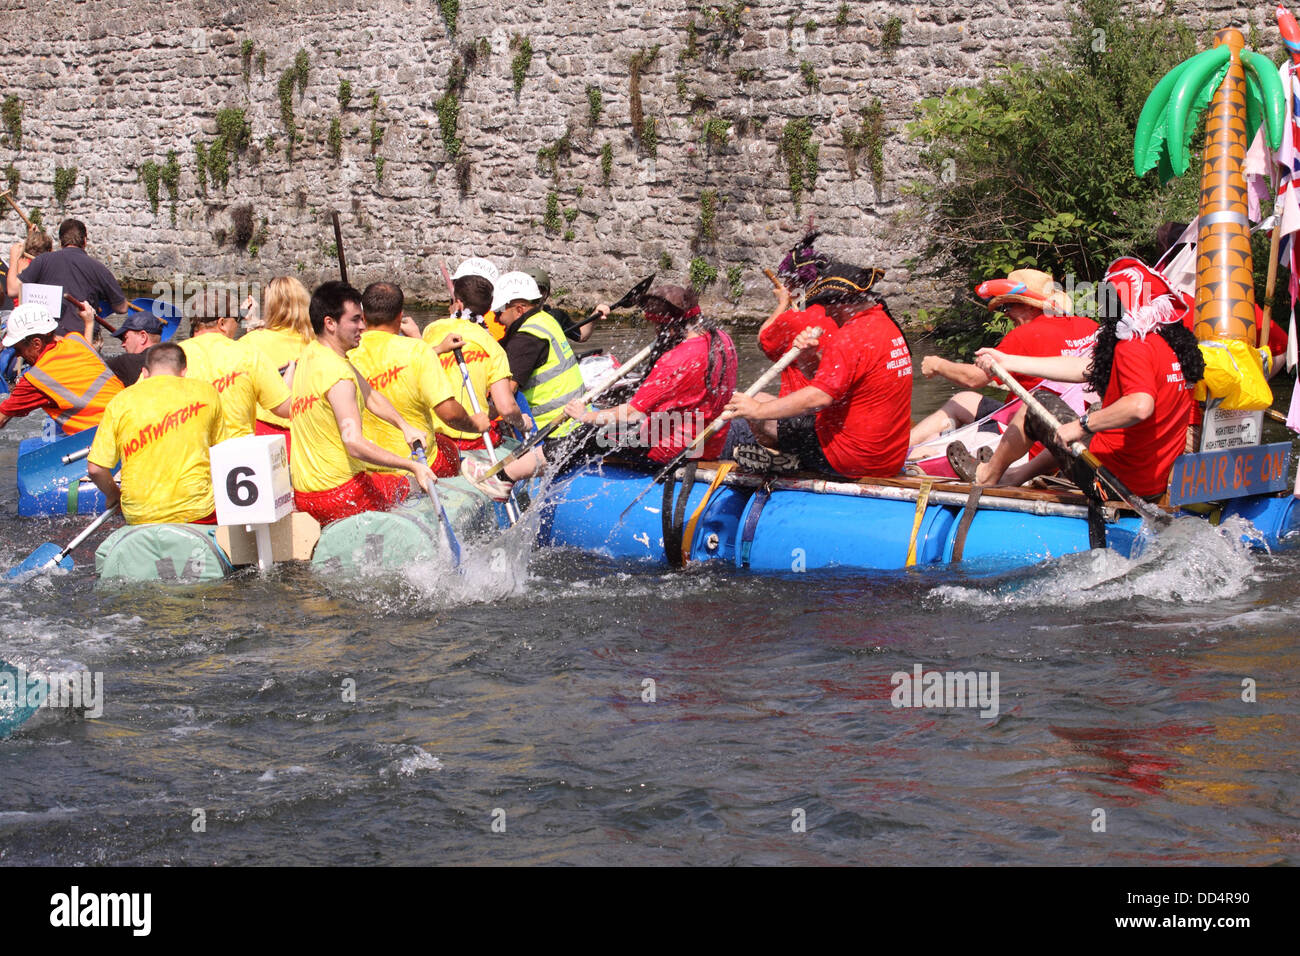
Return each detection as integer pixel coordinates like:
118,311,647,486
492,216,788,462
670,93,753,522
808,305,912,478
1089,334,1192,498
630,330,738,463
996,313,1099,390
757,304,836,396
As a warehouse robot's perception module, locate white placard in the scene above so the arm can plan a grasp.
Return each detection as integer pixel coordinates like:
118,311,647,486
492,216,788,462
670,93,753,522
1201,405,1264,452
210,434,293,526
20,283,63,321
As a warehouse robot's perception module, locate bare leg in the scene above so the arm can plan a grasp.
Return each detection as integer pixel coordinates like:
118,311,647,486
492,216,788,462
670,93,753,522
1001,448,1060,487
908,391,989,447
974,406,1032,485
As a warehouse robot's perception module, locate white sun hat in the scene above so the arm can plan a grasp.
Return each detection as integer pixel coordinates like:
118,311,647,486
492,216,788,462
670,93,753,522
2,303,59,347
452,257,501,286
489,272,543,314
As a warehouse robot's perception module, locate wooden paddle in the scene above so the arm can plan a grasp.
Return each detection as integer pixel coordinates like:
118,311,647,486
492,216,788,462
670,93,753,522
64,293,119,336
4,504,119,583
0,191,31,228
452,346,520,525
331,210,348,284
618,335,821,521
476,338,658,481
411,443,462,568
984,358,1173,529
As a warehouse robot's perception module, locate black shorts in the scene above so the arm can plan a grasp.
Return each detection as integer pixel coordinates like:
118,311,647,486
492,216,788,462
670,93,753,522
776,414,843,477
975,395,1003,433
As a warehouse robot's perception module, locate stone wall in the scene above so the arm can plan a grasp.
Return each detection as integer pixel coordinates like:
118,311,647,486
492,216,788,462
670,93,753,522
0,0,1274,315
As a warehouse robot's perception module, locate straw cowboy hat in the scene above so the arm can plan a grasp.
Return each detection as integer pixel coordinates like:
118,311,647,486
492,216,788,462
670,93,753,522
976,269,1073,315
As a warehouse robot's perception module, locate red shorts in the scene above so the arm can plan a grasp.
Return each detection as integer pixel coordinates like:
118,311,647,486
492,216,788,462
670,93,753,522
430,433,461,478
294,471,411,525
255,420,292,462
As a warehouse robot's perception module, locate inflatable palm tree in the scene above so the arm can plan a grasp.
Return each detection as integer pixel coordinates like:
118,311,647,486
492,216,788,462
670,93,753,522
1134,28,1285,344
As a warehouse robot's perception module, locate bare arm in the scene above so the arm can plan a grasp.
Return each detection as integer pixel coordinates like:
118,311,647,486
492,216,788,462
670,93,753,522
920,355,992,388
325,379,434,489
565,400,646,429
488,378,531,433
87,461,121,508
725,385,833,422
6,244,23,299
974,348,1090,383
433,396,488,434
1056,392,1154,446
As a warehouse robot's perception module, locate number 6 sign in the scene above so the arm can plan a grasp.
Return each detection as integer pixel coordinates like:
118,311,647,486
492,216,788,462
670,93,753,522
210,434,294,526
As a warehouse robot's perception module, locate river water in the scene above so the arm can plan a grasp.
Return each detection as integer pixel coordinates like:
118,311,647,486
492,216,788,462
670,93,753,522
1,316,1297,866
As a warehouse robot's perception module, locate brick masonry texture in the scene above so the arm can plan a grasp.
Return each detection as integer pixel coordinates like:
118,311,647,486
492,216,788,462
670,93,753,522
0,0,1273,316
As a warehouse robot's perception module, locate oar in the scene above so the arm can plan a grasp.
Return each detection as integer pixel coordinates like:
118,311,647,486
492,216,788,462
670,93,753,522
476,338,658,481
619,335,821,521
65,293,119,336
984,358,1173,529
5,504,119,582
411,443,461,568
559,273,655,338
452,346,520,525
0,191,32,228
331,210,348,284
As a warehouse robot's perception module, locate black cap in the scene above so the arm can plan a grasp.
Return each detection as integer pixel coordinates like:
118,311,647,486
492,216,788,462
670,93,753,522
112,313,165,337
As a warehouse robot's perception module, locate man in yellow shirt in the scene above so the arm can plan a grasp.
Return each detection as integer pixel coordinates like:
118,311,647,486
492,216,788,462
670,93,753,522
422,261,530,451
290,280,436,525
86,343,224,524
181,291,292,440
349,281,488,477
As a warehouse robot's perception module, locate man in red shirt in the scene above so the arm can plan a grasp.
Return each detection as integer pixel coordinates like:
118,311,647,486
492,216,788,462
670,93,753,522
724,262,913,479
910,269,1098,448
971,260,1204,499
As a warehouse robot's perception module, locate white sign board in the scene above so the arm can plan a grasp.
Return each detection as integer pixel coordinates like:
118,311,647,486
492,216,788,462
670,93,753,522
1201,406,1264,452
211,434,293,526
20,283,63,322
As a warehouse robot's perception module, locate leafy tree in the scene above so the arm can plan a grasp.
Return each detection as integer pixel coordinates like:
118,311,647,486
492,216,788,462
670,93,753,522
905,0,1212,346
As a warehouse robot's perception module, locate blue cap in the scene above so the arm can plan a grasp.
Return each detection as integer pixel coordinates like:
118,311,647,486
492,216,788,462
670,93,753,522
111,313,165,337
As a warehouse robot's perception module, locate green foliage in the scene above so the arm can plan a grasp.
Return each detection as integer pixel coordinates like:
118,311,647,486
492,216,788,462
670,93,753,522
726,265,744,300
905,0,1203,335
586,85,603,128
28,207,42,229
277,69,298,157
734,67,758,84
216,108,251,153
699,188,719,240
435,57,467,159
563,207,578,224
248,218,268,258
659,251,674,271
564,228,575,242
3,163,18,197
536,128,573,178
629,45,659,140
780,118,819,209
160,152,180,224
701,117,731,150
477,37,491,63
805,20,818,33
1,96,21,148
52,166,77,207
374,156,385,182
139,161,161,214
240,40,254,82
328,117,343,160
836,4,850,28
641,117,658,158
370,120,384,154
510,35,533,95
294,50,310,94
881,16,903,54
439,0,458,37
689,257,718,292
543,191,561,232
193,143,208,195
682,18,698,61
600,142,613,184
339,79,352,110
700,2,745,56
370,90,380,111
799,60,819,91
842,99,885,189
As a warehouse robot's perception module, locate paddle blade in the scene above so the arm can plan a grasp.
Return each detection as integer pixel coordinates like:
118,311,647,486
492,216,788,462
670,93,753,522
5,543,73,582
0,659,42,738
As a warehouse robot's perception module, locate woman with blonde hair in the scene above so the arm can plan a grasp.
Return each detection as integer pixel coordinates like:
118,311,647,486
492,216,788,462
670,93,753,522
242,275,312,454
6,225,53,307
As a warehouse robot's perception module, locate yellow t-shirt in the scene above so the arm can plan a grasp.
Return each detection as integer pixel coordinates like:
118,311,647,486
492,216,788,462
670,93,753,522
181,332,291,441
289,340,366,493
241,326,310,427
87,374,223,525
422,318,512,440
347,329,454,470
